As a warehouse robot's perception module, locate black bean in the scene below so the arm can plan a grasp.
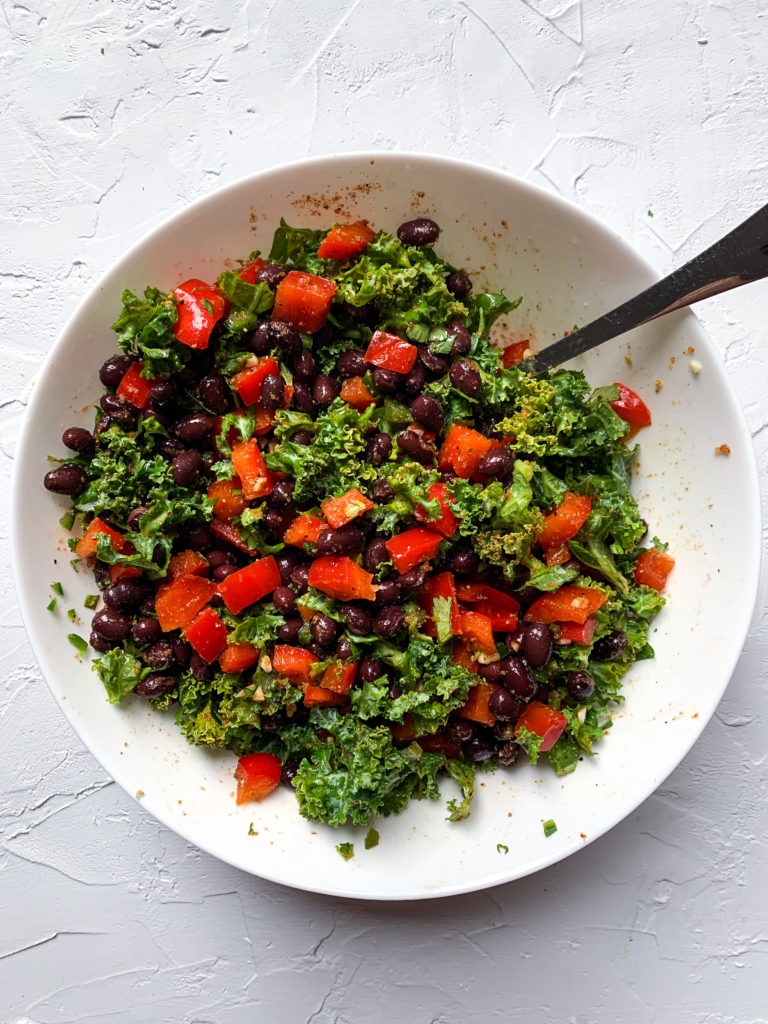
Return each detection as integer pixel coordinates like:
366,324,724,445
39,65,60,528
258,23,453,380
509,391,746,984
397,217,440,246
189,653,210,682
410,395,444,433
363,537,390,574
445,272,472,300
93,563,111,591
310,613,337,646
204,549,229,570
260,373,285,409
506,624,527,652
478,661,504,683
494,720,516,742
99,393,137,427
516,585,540,608
170,637,192,666
147,380,175,407
446,320,471,356
89,631,116,653
279,618,303,644
336,635,353,660
186,524,213,550
291,382,316,415
418,346,449,377
477,447,512,479
293,428,315,447
397,565,428,595
396,430,435,464
269,319,303,357
465,735,496,762
62,427,93,453
344,301,376,324
375,579,401,605
213,564,238,583
371,367,400,393
502,657,538,700
366,432,392,467
198,372,231,414
44,464,87,495
99,354,133,389
449,359,482,399
317,524,365,556
567,670,595,700
495,742,520,768
446,718,474,744
522,622,554,668
158,437,186,459
340,603,372,637
451,548,479,576
268,479,294,508
313,374,340,407
293,347,316,381
248,321,273,354
358,655,384,683
418,732,462,758
488,687,523,721
143,640,174,669
273,586,297,614
172,449,203,486
172,412,214,447
476,417,502,440
132,617,162,645
337,349,368,378
403,363,426,395
263,507,291,537
305,641,324,659
290,564,310,593
255,263,288,290
281,758,302,786
260,712,284,732
134,673,177,699
372,479,394,503
275,552,299,586
591,629,628,662
139,595,156,616
92,607,132,641
103,579,148,611
373,605,404,638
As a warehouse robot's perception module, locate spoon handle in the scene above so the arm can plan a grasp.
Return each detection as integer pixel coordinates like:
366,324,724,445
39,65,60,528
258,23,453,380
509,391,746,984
529,202,768,373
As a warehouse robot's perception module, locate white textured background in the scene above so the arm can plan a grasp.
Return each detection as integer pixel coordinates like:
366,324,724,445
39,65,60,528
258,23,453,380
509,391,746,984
2,1,767,1021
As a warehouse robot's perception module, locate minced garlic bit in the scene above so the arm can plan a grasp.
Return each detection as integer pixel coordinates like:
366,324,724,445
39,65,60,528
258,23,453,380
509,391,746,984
655,378,663,393
259,654,272,673
714,443,731,456
253,686,266,702
689,359,702,376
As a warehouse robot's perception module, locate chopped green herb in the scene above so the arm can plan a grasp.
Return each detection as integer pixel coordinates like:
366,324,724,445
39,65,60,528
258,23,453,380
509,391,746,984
67,633,88,654
248,822,256,836
496,843,509,855
66,608,77,621
46,598,57,612
543,819,558,838
51,582,63,596
647,209,654,217
84,594,99,610
336,842,354,860
59,510,76,531
364,827,379,850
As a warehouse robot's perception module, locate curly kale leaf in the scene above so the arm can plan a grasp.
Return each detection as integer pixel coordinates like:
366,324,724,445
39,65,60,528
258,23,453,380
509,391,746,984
111,287,185,377
94,648,148,704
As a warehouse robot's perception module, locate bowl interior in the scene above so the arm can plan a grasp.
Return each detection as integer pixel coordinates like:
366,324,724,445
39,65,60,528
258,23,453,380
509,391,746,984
12,154,760,899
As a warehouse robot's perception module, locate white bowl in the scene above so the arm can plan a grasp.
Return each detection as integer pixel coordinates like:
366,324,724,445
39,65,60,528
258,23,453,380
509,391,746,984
11,153,761,900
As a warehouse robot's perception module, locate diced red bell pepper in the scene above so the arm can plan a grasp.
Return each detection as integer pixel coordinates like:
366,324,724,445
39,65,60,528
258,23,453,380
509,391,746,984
283,514,327,548
155,574,218,632
209,518,259,556
455,582,487,602
272,645,318,686
217,555,281,614
219,641,261,673
108,563,143,584
167,549,210,580
302,684,349,708
296,602,314,622
437,424,494,479
235,752,282,804
172,279,229,350
364,330,418,374
537,491,592,551
320,661,358,694
634,547,675,591
526,585,607,625
340,376,376,411
316,221,375,260
458,682,502,726
500,339,530,367
231,357,280,406
414,482,458,537
420,571,461,638
452,638,479,673
390,714,417,744
610,382,652,438
515,702,568,752
75,517,128,560
208,478,248,521
475,586,520,631
272,270,337,333
116,361,159,410
237,257,266,284
385,527,443,574
559,616,597,645
545,544,572,567
459,610,497,657
231,438,273,500
321,488,374,529
252,406,276,436
307,556,377,602
184,606,229,663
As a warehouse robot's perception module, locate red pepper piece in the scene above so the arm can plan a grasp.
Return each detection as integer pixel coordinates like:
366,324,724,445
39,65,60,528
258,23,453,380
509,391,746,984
307,556,377,602
271,271,337,333
385,527,443,574
459,609,497,657
209,519,260,556
321,488,374,529
217,555,281,614
454,582,487,602
420,571,461,638
75,517,128,560
364,330,418,374
316,222,375,260
390,714,417,744
219,641,261,673
634,548,675,591
283,514,327,548
167,549,210,580
610,382,652,438
457,682,502,726
237,257,266,284
272,645,318,686
500,339,530,367
208,478,248,521
320,661,358,694
437,424,494,479
184,606,229,663
172,279,229,350
452,638,479,673
559,616,597,645
414,482,458,538
538,491,592,551
235,752,282,804
155,575,217,632
545,544,572,567
302,684,350,708
515,702,568,752
108,564,143,584
474,586,520,631
340,376,376,411
231,357,280,406
116,361,158,410
526,585,607,625
231,438,273,500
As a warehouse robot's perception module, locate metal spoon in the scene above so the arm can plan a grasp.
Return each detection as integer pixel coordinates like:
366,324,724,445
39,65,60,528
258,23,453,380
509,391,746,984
526,203,768,373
